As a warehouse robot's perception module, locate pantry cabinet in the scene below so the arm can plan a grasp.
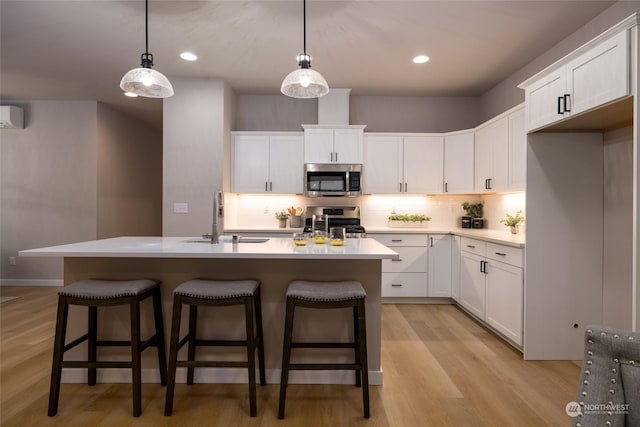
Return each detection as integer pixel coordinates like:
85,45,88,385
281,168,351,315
474,116,509,192
443,131,474,194
232,132,303,194
364,134,443,194
303,125,365,164
459,237,524,345
522,28,630,132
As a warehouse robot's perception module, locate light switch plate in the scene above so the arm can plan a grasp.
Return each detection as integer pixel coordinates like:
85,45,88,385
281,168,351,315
173,202,188,214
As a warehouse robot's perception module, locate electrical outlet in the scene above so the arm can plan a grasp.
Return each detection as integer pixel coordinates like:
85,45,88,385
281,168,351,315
9,256,16,265
264,206,269,214
173,202,188,214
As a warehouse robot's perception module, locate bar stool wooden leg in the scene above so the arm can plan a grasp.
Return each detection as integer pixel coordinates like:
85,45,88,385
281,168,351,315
88,306,97,386
152,288,168,386
186,304,198,385
130,299,142,417
244,297,257,417
164,294,183,416
48,296,69,417
357,300,370,418
254,287,266,386
353,305,362,388
278,298,295,419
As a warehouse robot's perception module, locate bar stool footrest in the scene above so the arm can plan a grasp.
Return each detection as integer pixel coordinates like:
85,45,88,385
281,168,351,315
60,361,132,369
176,360,249,369
289,363,361,370
291,342,355,349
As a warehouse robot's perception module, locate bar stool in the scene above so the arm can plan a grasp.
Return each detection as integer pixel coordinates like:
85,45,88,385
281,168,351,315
48,279,167,417
164,279,266,417
278,280,369,419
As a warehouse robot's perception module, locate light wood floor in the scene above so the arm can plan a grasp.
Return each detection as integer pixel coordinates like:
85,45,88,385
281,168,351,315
1,286,581,426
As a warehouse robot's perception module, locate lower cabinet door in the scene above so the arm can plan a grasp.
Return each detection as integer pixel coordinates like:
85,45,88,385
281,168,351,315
485,260,523,345
381,272,428,297
459,252,486,318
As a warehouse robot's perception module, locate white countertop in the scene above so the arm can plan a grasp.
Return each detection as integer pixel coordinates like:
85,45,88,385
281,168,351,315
225,227,526,248
19,236,399,260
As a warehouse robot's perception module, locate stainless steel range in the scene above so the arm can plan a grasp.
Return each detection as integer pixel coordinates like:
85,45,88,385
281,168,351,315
303,206,366,237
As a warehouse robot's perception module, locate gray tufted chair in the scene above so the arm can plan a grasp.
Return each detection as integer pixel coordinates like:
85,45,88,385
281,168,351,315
573,325,640,426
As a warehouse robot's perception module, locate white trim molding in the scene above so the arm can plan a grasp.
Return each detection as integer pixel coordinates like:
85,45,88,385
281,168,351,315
0,279,63,287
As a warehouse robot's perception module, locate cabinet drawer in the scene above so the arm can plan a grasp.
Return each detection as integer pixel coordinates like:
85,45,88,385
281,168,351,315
373,234,428,247
460,237,486,256
381,273,428,297
382,246,428,273
486,243,523,267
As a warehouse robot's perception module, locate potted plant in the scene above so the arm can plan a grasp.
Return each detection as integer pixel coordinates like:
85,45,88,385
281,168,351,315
500,210,525,234
462,202,484,229
275,210,289,228
387,213,432,228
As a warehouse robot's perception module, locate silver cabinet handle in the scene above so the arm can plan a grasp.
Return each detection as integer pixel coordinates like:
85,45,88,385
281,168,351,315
495,252,506,256
391,239,403,242
269,182,273,191
444,182,448,192
399,182,403,192
466,245,476,249
335,152,338,162
265,182,268,192
330,152,333,162
404,183,408,192
430,237,433,247
391,284,403,287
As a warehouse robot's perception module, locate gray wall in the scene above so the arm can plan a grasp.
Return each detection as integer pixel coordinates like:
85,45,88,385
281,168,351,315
1,101,98,283
96,103,163,239
162,77,228,236
235,95,316,131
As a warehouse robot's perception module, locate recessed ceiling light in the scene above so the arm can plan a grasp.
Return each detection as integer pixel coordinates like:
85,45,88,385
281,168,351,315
413,55,430,64
180,52,198,61
124,91,138,97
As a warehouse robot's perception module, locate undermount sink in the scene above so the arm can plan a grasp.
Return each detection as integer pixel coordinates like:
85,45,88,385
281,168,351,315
183,237,270,244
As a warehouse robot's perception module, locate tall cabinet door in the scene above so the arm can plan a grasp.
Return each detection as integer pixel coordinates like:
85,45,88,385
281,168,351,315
233,134,269,193
460,252,486,319
404,136,443,194
428,235,452,297
269,135,304,194
363,135,403,193
508,108,526,190
474,117,508,192
444,131,474,193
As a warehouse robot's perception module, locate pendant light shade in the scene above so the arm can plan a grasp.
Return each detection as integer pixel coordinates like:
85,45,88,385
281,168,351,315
281,0,329,98
119,0,174,98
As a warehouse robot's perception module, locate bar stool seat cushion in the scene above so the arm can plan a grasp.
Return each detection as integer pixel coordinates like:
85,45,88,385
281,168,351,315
286,280,366,302
58,279,159,300
174,279,259,299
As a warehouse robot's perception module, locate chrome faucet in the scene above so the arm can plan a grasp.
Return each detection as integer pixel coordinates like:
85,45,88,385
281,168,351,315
202,190,224,244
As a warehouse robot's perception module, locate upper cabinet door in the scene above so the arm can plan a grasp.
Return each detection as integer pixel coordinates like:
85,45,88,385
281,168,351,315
233,134,269,193
568,29,629,117
444,131,474,194
363,135,403,194
474,116,508,192
508,108,526,190
333,128,364,164
269,134,304,194
304,128,334,163
403,136,443,194
524,68,567,132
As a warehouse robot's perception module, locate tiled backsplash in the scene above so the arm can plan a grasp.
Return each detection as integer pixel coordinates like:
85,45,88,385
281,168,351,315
225,192,525,231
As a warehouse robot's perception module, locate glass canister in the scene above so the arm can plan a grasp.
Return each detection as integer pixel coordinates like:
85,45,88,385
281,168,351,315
312,214,328,234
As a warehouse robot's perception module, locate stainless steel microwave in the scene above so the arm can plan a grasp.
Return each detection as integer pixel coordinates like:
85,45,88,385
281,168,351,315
304,163,362,197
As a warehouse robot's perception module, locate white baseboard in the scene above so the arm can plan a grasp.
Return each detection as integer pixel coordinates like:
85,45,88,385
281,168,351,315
61,368,383,385
0,279,63,287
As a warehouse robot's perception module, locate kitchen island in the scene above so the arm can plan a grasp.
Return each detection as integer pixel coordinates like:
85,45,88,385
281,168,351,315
20,236,398,385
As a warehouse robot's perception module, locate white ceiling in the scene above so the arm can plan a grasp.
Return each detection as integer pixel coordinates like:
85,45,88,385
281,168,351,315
0,1,617,129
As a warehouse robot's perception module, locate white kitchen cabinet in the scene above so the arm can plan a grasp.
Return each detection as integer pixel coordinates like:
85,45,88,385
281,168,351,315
458,237,524,345
428,235,451,297
370,233,428,298
474,116,509,192
232,132,303,194
443,131,474,194
451,236,461,301
363,134,443,194
303,125,365,164
508,107,526,190
521,28,630,132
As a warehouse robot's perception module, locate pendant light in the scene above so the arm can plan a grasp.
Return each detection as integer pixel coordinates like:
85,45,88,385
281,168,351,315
120,0,174,98
281,0,329,98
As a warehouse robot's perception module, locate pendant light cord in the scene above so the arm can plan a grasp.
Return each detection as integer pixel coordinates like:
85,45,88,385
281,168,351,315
303,0,306,56
145,0,149,55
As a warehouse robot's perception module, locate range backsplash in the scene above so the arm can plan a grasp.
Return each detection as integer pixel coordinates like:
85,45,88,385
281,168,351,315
224,192,525,232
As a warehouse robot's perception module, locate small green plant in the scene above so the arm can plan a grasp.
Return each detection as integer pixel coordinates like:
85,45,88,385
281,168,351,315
499,210,525,227
462,202,484,218
388,213,431,223
275,210,290,220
